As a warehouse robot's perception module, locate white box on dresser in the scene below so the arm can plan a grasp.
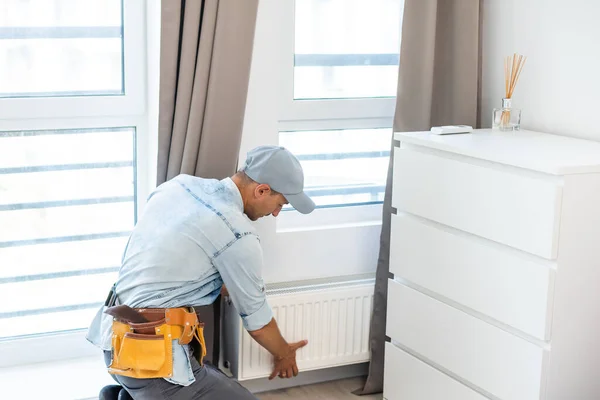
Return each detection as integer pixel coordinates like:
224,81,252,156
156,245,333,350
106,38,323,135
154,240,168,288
384,129,600,400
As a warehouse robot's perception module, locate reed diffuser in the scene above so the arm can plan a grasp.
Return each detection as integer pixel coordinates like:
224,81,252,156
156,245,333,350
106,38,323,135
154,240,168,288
493,53,527,131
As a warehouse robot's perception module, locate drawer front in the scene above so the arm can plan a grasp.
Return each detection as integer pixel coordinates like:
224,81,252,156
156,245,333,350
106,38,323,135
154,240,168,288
390,213,554,340
392,148,562,259
384,342,487,400
386,280,546,400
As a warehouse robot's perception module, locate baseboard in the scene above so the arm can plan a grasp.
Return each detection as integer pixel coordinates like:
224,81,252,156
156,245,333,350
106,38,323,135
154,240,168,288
241,362,369,394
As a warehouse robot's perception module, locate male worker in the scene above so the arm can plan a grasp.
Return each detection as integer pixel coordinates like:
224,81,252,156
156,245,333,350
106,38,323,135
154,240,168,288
87,145,315,399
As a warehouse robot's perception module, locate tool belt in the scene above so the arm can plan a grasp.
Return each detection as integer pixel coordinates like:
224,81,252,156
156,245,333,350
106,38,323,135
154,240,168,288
105,305,207,379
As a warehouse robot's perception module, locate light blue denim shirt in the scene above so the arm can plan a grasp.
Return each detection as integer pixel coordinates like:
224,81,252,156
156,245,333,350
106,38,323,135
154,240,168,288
86,175,273,386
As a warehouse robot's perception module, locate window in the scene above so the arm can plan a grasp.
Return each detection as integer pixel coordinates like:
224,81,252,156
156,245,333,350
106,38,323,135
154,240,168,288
278,0,403,211
279,128,390,209
0,0,144,120
0,0,124,97
0,128,135,339
238,0,400,283
0,0,148,356
294,0,400,100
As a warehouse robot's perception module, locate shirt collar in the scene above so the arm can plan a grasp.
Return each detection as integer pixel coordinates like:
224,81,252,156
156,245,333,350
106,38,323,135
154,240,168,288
223,178,244,213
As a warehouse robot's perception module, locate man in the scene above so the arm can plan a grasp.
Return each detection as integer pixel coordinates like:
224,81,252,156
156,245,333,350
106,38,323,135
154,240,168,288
88,145,316,399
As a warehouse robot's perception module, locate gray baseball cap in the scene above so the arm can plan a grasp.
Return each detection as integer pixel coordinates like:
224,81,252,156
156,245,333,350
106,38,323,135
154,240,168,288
243,145,315,214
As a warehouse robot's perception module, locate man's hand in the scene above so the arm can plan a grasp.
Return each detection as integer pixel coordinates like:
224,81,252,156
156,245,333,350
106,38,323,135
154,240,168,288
268,340,308,380
248,318,308,380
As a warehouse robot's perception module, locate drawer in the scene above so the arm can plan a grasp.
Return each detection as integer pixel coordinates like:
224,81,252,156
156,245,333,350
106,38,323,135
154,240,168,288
392,147,562,259
390,213,555,340
386,280,547,400
384,342,487,400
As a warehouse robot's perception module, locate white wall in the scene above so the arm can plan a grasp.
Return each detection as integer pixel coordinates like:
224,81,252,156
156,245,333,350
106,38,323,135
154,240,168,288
482,0,600,141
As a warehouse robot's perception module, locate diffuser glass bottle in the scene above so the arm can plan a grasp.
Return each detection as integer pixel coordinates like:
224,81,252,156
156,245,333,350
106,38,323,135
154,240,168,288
492,98,521,131
492,54,526,132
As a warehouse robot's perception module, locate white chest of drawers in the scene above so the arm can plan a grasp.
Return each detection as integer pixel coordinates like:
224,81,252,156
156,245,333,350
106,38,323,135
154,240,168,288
384,129,600,400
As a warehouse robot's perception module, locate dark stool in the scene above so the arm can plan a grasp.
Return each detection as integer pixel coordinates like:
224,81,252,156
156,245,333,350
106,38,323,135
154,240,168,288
99,385,133,400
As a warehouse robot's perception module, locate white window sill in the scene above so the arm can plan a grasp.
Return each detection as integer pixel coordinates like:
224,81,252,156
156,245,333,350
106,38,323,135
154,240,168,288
277,203,383,232
0,355,113,400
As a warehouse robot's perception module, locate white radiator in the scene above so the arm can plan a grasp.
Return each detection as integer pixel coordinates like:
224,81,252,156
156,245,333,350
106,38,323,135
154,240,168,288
222,276,375,381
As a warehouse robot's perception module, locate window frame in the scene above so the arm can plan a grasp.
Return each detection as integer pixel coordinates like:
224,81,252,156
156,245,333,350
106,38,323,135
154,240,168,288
0,117,150,367
0,0,146,120
0,0,156,367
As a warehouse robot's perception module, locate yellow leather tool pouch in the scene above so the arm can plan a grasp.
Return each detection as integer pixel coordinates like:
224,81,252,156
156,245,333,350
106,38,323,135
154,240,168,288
105,306,205,379
108,320,174,379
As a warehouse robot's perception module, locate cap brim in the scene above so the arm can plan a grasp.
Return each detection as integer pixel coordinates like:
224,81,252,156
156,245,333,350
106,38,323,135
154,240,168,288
284,191,315,214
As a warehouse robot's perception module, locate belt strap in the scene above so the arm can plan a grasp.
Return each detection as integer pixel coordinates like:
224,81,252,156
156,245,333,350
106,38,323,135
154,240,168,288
139,307,199,345
105,305,202,345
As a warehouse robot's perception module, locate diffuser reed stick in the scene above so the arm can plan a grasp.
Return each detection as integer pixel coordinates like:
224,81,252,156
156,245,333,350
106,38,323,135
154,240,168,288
501,53,527,127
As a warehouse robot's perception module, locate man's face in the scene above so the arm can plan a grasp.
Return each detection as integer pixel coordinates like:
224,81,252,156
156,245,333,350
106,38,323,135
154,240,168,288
245,184,288,221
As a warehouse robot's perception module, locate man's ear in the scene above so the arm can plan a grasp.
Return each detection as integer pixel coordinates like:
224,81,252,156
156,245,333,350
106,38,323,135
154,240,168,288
255,183,271,198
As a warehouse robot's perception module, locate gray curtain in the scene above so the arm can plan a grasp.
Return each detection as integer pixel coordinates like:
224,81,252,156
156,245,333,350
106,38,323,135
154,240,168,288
157,0,259,364
356,0,482,395
157,0,259,184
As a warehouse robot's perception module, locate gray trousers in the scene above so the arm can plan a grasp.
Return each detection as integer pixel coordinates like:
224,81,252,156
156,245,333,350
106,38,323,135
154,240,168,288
103,351,258,400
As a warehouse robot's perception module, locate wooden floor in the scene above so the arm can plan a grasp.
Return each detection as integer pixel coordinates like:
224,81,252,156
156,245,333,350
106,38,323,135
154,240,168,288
256,377,383,400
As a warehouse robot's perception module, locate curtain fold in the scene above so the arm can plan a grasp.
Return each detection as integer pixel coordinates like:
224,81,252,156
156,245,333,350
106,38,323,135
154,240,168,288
356,0,482,394
156,0,259,365
157,0,259,185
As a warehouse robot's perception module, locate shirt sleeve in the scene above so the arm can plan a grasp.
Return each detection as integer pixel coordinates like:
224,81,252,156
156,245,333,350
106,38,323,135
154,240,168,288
212,235,273,331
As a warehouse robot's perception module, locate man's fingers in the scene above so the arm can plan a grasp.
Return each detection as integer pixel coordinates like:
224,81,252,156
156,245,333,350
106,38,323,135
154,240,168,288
279,370,290,379
291,340,308,351
269,343,305,381
269,368,279,380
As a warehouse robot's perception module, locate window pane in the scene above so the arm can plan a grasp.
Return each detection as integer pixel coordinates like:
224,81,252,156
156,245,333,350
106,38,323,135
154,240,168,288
0,0,123,97
0,202,134,243
0,167,134,205
294,0,403,100
0,238,128,280
0,273,117,320
1,308,104,338
0,127,135,339
0,128,134,169
280,128,391,208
